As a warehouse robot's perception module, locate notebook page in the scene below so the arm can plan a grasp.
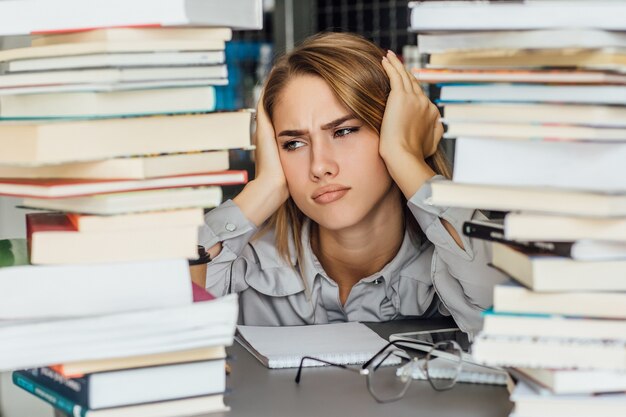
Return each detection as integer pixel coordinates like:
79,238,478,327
236,322,402,369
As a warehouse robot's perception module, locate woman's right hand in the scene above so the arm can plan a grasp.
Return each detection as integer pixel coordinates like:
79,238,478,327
233,90,290,227
252,91,290,202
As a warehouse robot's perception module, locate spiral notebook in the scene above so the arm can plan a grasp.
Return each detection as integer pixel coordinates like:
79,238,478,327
235,322,402,369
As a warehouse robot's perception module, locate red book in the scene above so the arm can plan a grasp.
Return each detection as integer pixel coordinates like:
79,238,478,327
0,170,247,198
192,282,215,302
26,212,200,265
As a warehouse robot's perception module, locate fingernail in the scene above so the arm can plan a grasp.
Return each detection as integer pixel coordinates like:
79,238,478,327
387,50,396,56
382,56,388,62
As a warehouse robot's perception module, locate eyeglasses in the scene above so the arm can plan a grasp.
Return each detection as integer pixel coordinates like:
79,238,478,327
295,339,463,403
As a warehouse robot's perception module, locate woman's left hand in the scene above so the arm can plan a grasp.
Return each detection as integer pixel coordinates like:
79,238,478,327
378,50,443,199
379,50,443,162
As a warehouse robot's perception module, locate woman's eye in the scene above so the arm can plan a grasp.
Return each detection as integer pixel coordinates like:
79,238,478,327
334,127,359,138
282,140,305,151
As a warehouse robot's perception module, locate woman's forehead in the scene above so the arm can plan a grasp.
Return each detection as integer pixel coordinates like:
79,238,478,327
273,75,352,126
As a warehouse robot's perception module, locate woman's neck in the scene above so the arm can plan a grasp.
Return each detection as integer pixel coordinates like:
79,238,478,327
311,186,405,304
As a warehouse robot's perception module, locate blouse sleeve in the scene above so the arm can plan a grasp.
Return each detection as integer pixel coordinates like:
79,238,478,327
198,200,260,297
406,176,509,336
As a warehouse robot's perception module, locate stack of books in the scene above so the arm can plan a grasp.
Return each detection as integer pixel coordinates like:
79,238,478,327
409,1,626,416
0,0,262,415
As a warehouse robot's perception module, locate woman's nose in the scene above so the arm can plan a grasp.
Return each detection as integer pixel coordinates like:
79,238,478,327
309,139,339,181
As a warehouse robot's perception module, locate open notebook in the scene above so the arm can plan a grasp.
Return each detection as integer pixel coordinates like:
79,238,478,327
236,322,402,369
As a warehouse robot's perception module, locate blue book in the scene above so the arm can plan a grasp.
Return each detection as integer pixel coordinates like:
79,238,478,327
13,371,86,417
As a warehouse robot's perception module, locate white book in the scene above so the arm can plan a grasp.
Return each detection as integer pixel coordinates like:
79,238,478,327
510,381,626,417
22,187,222,215
0,241,192,319
20,360,226,409
491,242,626,292
444,121,626,141
409,1,626,31
417,29,626,53
0,0,263,36
6,51,225,72
0,294,238,371
514,367,626,395
236,322,401,369
429,180,626,218
0,86,217,119
471,334,626,371
504,212,626,243
0,65,227,89
31,27,233,46
441,103,626,128
440,84,626,105
493,282,626,319
0,40,226,62
483,311,626,342
453,137,626,193
0,79,226,96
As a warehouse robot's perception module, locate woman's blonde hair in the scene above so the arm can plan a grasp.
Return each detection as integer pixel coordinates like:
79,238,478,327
260,32,451,265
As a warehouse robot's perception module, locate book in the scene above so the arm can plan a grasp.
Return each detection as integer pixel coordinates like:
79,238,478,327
0,40,226,63
51,346,226,378
22,187,222,215
413,68,626,85
439,84,626,105
26,212,200,265
430,180,626,218
440,103,626,128
444,122,626,141
66,209,204,232
0,239,193,319
0,0,263,36
491,242,626,292
12,371,228,417
0,65,227,89
31,27,233,46
510,380,626,417
5,51,225,73
428,49,626,71
0,170,246,198
504,212,626,243
471,334,626,371
0,87,218,119
0,79,223,96
482,309,626,341
462,219,575,257
453,137,626,192
0,293,238,371
493,281,626,319
0,151,230,180
409,1,626,31
466,219,626,261
0,111,252,165
18,359,226,409
416,29,626,53
236,322,401,369
513,367,626,395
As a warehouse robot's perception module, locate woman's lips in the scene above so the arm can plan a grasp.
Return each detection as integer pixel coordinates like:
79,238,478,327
313,187,350,204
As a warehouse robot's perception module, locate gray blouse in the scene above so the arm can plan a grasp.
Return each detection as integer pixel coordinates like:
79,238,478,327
199,176,508,337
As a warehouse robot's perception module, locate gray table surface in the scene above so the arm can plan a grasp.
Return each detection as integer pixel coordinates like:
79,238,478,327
211,318,514,417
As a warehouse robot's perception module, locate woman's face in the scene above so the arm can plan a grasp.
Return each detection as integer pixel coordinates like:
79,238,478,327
272,75,396,231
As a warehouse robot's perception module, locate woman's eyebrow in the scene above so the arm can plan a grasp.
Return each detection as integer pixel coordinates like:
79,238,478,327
321,115,356,130
277,129,307,137
277,115,356,137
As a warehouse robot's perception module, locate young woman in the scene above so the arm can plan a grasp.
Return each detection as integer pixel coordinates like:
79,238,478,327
199,33,506,336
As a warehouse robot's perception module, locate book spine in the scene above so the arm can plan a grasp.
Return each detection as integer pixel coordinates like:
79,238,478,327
462,221,573,257
12,371,86,417
21,368,90,407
